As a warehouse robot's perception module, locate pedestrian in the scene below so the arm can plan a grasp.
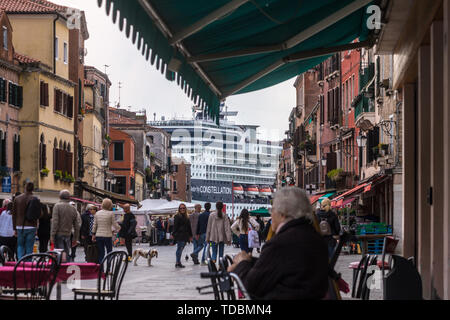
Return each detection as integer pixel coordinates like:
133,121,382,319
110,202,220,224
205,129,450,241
12,182,41,260
50,190,80,262
80,204,98,263
231,209,259,255
315,198,341,258
168,215,175,245
205,202,232,264
92,198,121,264
255,214,265,252
156,217,165,245
227,187,329,300
118,204,137,261
0,200,17,258
37,204,51,253
69,201,81,262
189,204,202,264
196,202,211,265
172,204,192,268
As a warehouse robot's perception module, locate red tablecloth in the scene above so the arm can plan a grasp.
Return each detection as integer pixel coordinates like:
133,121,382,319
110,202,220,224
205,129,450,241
0,267,51,288
0,262,100,288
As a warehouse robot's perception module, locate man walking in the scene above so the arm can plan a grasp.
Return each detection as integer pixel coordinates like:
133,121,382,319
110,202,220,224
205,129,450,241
12,182,41,259
50,190,80,262
156,217,165,245
189,204,202,264
196,202,211,265
118,204,137,261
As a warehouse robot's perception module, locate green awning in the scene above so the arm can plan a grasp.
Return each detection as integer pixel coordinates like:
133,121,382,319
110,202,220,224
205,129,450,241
250,208,270,217
319,192,336,203
98,0,375,123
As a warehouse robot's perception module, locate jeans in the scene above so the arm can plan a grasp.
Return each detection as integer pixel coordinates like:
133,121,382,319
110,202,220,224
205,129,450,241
239,234,251,253
192,236,204,257
96,237,113,264
176,241,186,264
198,234,208,262
158,230,165,244
55,235,71,262
17,228,36,260
211,242,224,262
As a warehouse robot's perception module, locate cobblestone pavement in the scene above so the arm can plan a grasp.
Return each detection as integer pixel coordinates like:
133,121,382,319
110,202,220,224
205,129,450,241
53,243,382,300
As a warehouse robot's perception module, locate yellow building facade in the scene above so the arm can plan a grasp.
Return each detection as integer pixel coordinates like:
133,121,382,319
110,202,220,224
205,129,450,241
10,13,76,203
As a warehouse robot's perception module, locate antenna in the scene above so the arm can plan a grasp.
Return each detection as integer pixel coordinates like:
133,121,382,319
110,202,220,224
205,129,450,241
104,64,110,76
118,81,122,108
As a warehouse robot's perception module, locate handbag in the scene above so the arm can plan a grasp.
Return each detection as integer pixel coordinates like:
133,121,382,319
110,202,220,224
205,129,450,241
166,232,171,240
86,243,99,263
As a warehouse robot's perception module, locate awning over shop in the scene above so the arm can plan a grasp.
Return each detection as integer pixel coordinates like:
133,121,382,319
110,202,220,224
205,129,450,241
98,0,376,122
319,193,336,203
70,197,102,207
77,182,140,206
331,174,388,206
310,194,325,204
250,208,271,217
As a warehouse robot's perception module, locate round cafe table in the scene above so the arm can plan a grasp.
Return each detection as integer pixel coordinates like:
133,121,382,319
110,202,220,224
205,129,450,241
0,262,100,299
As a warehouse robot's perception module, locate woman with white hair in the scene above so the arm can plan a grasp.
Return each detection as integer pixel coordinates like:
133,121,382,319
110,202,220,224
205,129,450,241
92,198,121,263
227,187,329,300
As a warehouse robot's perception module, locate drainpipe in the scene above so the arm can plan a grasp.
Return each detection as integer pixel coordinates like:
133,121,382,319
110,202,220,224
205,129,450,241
53,15,58,74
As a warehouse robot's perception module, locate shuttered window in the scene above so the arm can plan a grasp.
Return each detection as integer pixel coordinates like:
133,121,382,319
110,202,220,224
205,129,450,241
13,135,20,172
8,82,22,108
0,132,6,167
40,81,49,106
0,78,6,102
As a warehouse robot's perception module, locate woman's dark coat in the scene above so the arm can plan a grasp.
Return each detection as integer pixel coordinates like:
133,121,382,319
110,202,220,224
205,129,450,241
233,217,329,300
173,213,192,242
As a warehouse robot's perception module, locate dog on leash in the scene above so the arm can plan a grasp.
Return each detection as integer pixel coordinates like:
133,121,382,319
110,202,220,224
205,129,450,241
132,248,158,266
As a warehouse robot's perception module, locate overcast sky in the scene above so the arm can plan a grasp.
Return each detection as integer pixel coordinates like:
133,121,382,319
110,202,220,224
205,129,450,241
52,0,296,141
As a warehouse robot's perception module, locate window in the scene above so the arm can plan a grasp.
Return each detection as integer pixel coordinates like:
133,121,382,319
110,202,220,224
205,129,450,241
39,134,46,170
148,136,154,143
0,131,6,167
53,89,73,117
0,78,6,103
173,180,177,192
113,142,124,161
3,26,7,50
8,82,23,108
13,134,20,172
63,42,68,64
146,145,150,157
55,37,59,60
115,176,127,195
40,81,49,106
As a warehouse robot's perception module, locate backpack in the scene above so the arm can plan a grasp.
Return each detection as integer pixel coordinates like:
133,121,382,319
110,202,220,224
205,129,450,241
319,215,332,237
24,197,41,224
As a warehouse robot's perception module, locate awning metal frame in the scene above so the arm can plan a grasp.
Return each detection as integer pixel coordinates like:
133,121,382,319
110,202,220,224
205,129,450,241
188,0,373,63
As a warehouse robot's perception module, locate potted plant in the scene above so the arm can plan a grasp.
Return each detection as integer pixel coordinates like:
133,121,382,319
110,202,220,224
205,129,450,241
54,170,63,180
64,172,75,183
327,168,344,182
0,167,9,178
40,167,49,177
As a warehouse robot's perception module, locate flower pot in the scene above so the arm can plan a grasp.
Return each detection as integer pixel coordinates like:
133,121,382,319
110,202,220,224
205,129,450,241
40,172,48,177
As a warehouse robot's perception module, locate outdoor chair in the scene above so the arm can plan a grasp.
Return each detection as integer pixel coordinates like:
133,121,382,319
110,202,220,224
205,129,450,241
1,253,59,300
73,250,128,300
360,255,378,300
351,254,370,298
47,250,63,265
0,245,15,265
197,268,251,300
384,255,423,300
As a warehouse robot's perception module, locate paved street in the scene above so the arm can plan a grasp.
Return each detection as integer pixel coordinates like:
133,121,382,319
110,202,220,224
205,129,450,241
53,243,382,300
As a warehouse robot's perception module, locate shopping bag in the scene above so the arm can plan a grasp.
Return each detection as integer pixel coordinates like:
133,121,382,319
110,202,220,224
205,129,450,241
86,244,99,263
166,232,171,240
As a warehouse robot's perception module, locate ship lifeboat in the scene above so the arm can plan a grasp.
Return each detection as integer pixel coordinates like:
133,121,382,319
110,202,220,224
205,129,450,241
259,186,272,197
245,185,260,197
233,184,244,195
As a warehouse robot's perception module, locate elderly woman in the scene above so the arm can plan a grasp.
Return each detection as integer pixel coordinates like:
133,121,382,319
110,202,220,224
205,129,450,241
92,199,121,264
228,187,329,300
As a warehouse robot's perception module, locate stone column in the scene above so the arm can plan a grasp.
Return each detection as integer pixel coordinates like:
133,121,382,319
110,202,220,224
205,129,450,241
401,84,416,259
430,20,444,299
443,0,450,300
417,45,432,299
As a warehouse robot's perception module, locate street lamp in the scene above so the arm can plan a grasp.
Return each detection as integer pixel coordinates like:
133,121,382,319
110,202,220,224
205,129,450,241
100,157,108,168
357,134,367,148
321,157,327,167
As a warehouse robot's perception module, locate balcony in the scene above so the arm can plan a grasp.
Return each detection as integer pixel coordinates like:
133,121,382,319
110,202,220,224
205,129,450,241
354,63,376,131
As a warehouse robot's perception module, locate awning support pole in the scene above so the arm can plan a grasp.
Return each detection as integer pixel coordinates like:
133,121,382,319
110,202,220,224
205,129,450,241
222,38,374,98
189,0,372,63
169,0,250,45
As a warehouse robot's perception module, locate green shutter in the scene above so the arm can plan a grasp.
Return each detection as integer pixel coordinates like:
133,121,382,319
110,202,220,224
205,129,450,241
17,86,23,108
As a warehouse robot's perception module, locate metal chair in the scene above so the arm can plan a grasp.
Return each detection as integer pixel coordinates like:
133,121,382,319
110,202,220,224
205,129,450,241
12,253,59,300
73,250,129,300
0,245,15,265
197,270,251,300
351,254,370,298
361,255,378,300
47,250,63,265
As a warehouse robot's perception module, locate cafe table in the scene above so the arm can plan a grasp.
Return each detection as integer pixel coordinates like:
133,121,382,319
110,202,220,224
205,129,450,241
0,262,100,300
354,234,391,255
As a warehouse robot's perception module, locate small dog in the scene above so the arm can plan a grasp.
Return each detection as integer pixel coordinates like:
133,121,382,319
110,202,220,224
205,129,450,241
132,248,158,266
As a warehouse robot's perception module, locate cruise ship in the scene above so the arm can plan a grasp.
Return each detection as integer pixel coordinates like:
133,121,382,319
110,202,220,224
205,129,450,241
148,104,282,217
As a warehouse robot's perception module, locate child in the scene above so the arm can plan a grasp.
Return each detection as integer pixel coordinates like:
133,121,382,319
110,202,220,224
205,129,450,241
248,226,260,256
